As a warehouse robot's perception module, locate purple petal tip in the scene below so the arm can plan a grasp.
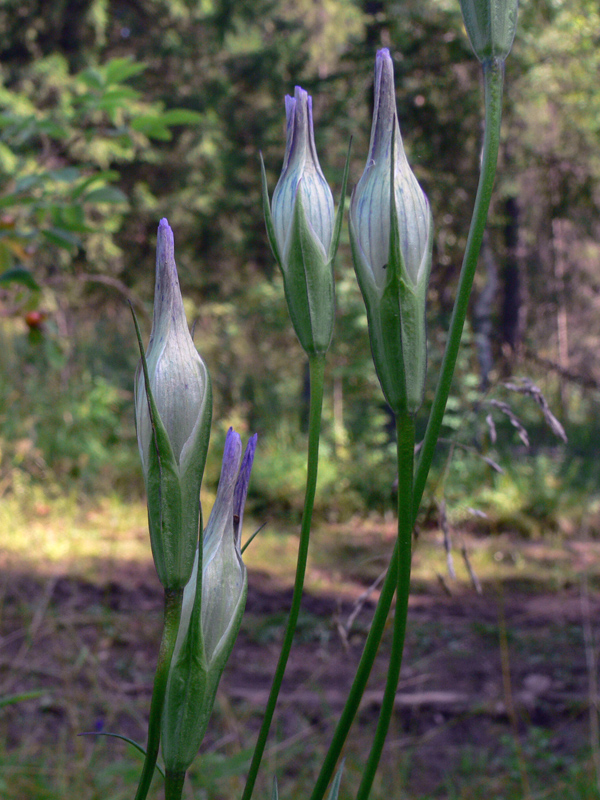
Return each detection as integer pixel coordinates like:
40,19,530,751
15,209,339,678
218,430,243,495
157,218,174,252
233,433,257,545
294,86,309,106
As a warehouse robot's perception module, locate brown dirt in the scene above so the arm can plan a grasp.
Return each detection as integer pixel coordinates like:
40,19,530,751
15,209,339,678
0,552,598,796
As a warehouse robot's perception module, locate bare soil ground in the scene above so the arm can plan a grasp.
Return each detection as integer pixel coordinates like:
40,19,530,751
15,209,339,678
1,532,599,798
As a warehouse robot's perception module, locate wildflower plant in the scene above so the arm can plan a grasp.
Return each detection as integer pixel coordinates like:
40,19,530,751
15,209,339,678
130,220,257,800
118,1,519,798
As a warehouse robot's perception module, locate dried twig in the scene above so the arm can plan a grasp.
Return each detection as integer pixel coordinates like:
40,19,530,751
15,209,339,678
340,569,386,645
503,378,567,442
439,500,456,580
487,399,530,447
485,412,497,445
461,544,482,595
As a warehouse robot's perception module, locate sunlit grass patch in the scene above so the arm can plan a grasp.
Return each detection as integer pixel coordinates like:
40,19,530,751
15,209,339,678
0,490,150,579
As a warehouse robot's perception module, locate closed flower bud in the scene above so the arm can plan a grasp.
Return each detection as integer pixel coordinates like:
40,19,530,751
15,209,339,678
349,49,433,415
134,218,212,590
459,0,518,63
262,86,348,355
161,429,257,773
272,89,334,262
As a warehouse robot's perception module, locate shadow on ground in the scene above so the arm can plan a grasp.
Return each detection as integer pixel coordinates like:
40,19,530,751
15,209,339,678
1,536,599,798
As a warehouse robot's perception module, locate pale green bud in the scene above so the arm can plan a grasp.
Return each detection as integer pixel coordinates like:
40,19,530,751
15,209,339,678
134,219,212,590
459,0,518,63
349,49,433,415
161,430,257,773
272,90,334,263
262,86,348,355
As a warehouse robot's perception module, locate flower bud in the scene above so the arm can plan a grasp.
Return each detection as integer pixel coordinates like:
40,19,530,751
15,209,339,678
349,49,433,415
459,0,518,63
262,86,348,355
161,429,257,773
134,218,212,590
272,89,334,262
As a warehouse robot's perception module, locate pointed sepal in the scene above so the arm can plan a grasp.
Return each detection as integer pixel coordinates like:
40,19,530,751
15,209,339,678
131,304,185,589
261,152,283,267
328,137,352,264
282,186,335,355
327,761,345,800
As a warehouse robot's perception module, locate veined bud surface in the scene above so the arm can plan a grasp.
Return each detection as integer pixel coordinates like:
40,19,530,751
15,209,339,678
134,218,212,590
161,430,257,773
349,49,433,416
262,86,341,355
459,0,518,63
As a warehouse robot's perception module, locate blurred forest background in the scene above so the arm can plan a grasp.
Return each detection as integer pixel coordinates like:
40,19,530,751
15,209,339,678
2,2,600,799
0,0,599,534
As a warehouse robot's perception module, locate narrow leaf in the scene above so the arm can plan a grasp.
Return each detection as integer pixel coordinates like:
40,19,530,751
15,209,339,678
241,522,266,555
70,170,120,200
78,732,165,778
131,116,172,140
104,57,147,85
327,760,345,800
160,109,204,125
260,153,282,267
84,186,128,204
0,689,43,709
0,267,39,291
328,137,352,262
41,228,82,250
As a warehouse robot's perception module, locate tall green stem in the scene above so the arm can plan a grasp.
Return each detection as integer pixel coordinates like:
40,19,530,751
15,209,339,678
241,352,326,800
164,770,186,800
134,588,183,800
355,413,414,800
413,58,504,511
309,58,504,800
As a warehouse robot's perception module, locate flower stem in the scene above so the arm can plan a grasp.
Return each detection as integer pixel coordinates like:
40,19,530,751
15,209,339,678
354,413,414,800
413,57,504,512
241,352,326,800
308,58,505,800
134,588,183,800
164,770,186,800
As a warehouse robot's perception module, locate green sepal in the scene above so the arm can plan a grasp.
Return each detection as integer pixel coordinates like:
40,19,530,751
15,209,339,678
389,145,432,416
131,304,187,590
348,213,406,416
283,186,335,355
328,137,352,264
327,761,345,800
161,546,249,773
459,0,518,64
161,547,209,773
176,369,212,591
260,153,283,267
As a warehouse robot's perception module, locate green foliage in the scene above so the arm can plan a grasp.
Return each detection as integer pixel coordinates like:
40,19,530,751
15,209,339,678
0,0,597,532
0,314,139,496
0,51,204,289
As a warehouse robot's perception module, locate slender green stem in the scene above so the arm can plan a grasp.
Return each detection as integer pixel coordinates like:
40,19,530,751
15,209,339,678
308,550,397,800
309,59,505,800
241,352,326,800
355,414,414,800
134,588,183,800
413,58,504,512
164,770,186,800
